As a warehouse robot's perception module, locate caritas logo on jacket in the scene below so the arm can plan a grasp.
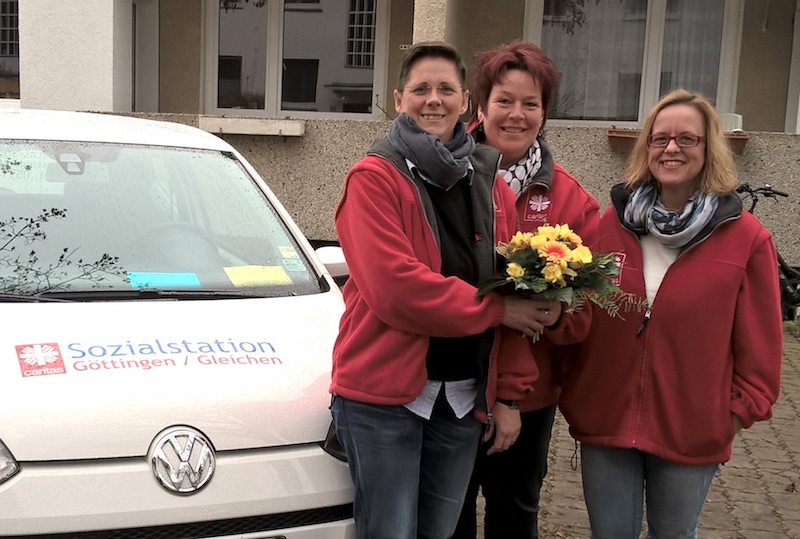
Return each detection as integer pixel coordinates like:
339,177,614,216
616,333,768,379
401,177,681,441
523,192,551,225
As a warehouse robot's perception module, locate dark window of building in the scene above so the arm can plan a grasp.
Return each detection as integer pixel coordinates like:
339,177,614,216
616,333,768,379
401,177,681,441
0,0,19,99
218,56,247,108
282,59,319,110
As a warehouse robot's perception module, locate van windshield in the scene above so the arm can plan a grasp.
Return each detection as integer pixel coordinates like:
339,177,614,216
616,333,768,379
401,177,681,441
0,141,323,298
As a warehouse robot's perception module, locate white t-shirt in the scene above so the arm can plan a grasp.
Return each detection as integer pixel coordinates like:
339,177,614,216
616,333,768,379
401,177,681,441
640,233,680,305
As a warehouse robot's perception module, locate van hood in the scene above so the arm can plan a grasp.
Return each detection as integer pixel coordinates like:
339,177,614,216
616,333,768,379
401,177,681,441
0,294,343,461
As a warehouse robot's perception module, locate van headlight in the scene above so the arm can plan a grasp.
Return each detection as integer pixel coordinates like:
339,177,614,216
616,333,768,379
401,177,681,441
0,439,20,484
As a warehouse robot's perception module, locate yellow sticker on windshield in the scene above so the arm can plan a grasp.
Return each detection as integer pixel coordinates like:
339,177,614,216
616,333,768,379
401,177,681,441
224,265,292,286
278,246,299,259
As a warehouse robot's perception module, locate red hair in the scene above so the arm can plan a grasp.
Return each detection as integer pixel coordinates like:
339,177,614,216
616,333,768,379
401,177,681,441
470,40,560,130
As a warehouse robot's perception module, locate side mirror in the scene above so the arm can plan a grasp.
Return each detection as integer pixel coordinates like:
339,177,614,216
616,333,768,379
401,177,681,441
315,245,348,279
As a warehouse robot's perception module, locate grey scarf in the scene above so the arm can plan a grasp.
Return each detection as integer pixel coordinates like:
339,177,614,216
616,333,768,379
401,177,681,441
623,183,719,249
388,113,475,191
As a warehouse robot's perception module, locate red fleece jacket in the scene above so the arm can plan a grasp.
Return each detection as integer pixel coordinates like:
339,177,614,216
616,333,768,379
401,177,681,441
559,188,783,465
331,141,536,418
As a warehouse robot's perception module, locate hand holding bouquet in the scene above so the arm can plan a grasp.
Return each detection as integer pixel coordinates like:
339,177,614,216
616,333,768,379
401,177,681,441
477,224,644,321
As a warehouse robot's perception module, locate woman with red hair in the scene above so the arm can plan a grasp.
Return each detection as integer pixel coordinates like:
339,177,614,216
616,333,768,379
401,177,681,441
454,40,599,539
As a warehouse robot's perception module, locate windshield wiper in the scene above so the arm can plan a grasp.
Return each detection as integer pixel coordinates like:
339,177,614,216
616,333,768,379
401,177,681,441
34,288,282,301
0,292,73,303
133,288,273,299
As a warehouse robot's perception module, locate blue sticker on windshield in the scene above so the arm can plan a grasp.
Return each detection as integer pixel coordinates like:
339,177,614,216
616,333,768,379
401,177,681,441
127,272,202,288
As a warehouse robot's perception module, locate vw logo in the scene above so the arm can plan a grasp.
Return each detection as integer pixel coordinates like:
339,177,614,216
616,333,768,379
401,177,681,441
148,426,216,495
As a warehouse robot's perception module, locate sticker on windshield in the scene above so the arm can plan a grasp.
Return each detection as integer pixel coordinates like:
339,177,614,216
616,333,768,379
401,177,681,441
16,343,67,377
128,272,202,288
282,259,305,272
278,246,299,259
224,265,291,286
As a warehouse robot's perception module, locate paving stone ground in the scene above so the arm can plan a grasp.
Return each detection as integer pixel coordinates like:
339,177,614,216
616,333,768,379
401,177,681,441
477,323,800,539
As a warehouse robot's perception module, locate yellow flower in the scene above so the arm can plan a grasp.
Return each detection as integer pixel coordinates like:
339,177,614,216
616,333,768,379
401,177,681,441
555,224,584,246
538,240,571,263
542,260,578,287
566,232,583,246
506,231,533,254
536,225,559,241
541,261,566,287
569,245,593,268
528,233,548,249
506,262,525,279
554,223,572,238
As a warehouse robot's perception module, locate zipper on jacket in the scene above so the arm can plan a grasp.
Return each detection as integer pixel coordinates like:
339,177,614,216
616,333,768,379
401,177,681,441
636,307,651,337
481,154,502,422
631,215,738,338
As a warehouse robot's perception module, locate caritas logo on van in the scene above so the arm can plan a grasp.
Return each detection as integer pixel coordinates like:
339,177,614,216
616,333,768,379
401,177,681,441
16,343,67,377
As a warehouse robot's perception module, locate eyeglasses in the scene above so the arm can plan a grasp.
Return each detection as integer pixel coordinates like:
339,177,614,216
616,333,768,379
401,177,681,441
647,133,705,148
405,84,462,97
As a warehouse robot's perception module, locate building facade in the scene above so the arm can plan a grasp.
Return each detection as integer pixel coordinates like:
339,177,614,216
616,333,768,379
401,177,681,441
8,0,800,261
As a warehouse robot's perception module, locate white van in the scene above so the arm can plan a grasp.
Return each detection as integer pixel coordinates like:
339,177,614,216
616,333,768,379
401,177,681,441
0,109,354,537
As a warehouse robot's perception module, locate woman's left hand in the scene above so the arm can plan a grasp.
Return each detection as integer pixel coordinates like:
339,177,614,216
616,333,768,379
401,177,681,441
485,401,522,455
526,297,562,328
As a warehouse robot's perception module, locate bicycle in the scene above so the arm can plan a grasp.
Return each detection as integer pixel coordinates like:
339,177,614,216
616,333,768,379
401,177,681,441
735,182,800,323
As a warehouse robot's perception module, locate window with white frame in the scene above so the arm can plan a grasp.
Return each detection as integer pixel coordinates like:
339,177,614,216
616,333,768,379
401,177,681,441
209,0,386,117
532,0,740,124
0,0,19,99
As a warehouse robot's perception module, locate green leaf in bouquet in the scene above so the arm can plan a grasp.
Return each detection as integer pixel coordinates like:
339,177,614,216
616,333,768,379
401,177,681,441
476,278,511,296
544,287,574,304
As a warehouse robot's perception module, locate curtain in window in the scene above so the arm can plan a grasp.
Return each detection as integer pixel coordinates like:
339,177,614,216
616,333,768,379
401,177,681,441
542,0,724,122
661,0,724,102
542,0,647,121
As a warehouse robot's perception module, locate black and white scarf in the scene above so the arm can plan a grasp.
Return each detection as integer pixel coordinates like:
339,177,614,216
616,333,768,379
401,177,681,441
499,139,542,196
623,183,719,249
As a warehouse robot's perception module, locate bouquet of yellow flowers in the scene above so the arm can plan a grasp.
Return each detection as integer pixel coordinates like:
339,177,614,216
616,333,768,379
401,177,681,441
477,224,643,319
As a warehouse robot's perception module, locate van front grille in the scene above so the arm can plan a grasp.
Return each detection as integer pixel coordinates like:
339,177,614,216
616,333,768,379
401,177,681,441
1,504,353,539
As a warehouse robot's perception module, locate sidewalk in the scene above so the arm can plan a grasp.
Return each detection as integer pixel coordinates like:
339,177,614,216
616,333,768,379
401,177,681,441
478,324,800,538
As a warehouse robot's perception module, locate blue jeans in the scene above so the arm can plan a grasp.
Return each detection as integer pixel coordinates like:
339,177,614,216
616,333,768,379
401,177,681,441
330,393,482,539
580,444,720,539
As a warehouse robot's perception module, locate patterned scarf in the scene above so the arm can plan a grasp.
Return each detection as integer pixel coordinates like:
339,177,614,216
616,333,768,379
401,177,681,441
388,113,475,191
623,183,719,249
499,139,542,196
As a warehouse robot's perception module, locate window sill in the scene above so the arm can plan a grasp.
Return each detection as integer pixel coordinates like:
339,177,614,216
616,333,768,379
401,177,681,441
284,6,322,12
606,128,750,155
199,117,306,137
0,98,21,109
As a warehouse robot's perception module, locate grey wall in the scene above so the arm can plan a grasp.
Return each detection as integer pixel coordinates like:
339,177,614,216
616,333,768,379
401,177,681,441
159,0,202,114
135,114,800,265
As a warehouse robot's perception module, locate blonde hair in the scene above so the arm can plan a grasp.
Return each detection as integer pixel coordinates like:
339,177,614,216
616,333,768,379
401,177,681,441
624,89,738,195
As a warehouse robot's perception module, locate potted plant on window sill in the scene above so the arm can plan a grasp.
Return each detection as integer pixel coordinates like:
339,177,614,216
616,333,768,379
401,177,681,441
606,127,750,155
605,128,640,153
724,130,750,155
